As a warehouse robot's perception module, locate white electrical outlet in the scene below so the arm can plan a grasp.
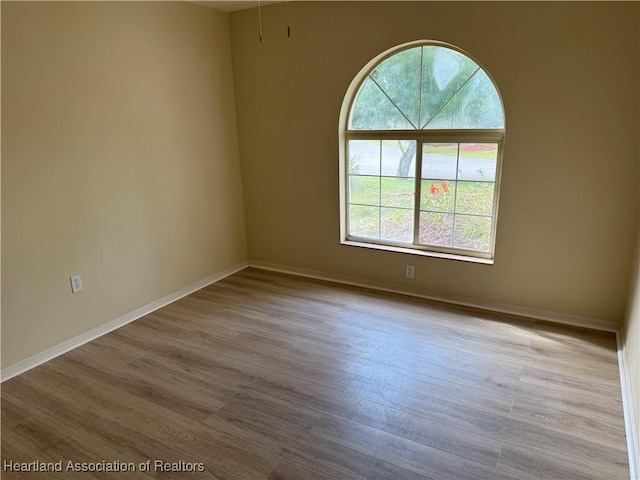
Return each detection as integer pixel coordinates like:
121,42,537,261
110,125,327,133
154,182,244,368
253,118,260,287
405,265,415,279
70,275,83,293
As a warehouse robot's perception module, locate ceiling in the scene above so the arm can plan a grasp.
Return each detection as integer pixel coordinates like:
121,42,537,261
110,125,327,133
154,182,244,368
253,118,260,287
191,1,440,13
189,1,284,12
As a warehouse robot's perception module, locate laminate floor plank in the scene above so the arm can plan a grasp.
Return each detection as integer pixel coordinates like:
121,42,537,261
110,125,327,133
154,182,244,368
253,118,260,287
202,306,381,358
218,275,347,311
311,413,518,480
265,458,342,480
110,321,355,392
509,397,627,449
344,373,515,417
348,309,618,381
229,294,343,327
2,267,630,479
35,439,158,480
175,329,357,392
340,351,527,405
2,379,242,480
74,335,147,367
53,348,227,422
321,391,504,467
527,335,619,365
34,364,283,480
2,380,159,469
521,365,624,397
204,389,322,457
117,310,357,394
340,294,536,343
497,442,627,480
206,363,511,475
320,308,541,370
357,315,620,379
367,343,525,379
340,364,628,474
343,344,624,423
273,434,433,480
1,396,34,430
2,416,67,458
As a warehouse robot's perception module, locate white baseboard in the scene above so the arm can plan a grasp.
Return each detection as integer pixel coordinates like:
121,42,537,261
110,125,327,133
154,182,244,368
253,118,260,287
248,261,618,332
618,330,640,480
0,261,248,382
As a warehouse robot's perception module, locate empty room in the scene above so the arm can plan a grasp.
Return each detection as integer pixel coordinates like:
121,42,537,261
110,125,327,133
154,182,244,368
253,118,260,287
1,1,639,479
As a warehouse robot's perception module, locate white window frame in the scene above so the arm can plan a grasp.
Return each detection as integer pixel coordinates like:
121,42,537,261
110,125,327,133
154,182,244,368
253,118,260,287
339,41,505,264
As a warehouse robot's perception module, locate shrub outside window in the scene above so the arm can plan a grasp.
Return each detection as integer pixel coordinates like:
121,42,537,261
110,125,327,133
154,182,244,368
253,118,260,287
339,41,505,263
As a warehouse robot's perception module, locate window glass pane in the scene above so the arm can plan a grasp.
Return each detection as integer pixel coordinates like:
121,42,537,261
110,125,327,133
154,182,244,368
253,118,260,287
419,212,453,247
455,182,494,216
382,140,416,177
381,177,414,208
344,43,504,259
381,208,413,243
349,140,380,176
350,78,414,130
454,215,491,251
370,47,421,128
421,47,479,128
349,205,379,238
422,143,458,180
420,179,455,212
458,143,498,181
424,69,504,129
349,176,379,206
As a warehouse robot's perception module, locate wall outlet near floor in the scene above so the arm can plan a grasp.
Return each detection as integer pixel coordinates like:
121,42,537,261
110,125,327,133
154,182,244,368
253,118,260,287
405,265,415,279
70,275,83,293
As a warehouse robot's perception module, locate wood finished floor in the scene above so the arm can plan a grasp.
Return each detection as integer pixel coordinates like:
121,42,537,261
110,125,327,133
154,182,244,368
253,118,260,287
1,268,630,480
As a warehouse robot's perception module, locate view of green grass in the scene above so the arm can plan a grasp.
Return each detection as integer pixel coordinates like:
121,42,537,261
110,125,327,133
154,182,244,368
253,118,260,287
349,205,379,238
450,181,494,216
349,173,493,250
381,208,413,242
349,204,413,242
423,143,498,160
419,212,453,246
349,176,414,208
454,215,491,250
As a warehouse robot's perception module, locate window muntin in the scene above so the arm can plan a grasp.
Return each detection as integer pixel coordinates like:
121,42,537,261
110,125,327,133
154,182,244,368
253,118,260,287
349,45,504,131
341,42,505,261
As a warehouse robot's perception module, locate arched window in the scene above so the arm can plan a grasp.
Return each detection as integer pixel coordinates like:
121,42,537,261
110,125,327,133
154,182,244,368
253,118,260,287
339,41,505,263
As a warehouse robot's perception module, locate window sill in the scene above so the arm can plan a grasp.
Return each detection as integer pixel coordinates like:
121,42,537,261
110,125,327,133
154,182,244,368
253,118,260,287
341,240,494,265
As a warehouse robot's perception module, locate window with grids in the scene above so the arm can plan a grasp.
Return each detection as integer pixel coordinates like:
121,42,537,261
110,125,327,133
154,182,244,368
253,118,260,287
341,42,505,261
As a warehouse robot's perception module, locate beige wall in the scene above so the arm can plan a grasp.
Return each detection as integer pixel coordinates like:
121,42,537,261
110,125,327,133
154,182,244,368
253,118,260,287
2,0,639,376
1,1,247,368
230,1,640,325
622,1,640,460
624,226,640,466
622,9,640,454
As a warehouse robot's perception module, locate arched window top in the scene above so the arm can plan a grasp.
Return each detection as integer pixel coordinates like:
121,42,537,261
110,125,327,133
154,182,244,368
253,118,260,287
349,44,504,131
